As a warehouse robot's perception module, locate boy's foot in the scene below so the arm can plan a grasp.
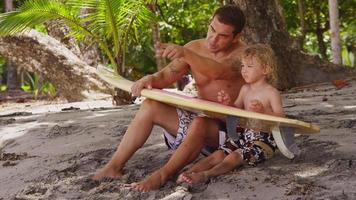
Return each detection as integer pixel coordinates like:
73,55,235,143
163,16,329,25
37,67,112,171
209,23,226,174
183,172,208,184
92,165,123,181
129,170,166,192
176,172,193,184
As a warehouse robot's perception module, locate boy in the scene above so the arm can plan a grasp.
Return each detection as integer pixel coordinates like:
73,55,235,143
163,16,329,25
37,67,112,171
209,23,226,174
177,44,284,184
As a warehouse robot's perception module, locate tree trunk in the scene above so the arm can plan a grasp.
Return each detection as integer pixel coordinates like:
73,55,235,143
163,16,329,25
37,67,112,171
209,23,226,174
297,0,306,49
4,0,21,91
151,23,166,71
0,29,111,101
328,0,342,64
5,61,20,90
315,4,328,59
233,0,354,89
4,0,13,12
148,4,166,71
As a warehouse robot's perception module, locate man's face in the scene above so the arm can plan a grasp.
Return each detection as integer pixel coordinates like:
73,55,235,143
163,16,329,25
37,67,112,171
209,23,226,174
206,17,238,53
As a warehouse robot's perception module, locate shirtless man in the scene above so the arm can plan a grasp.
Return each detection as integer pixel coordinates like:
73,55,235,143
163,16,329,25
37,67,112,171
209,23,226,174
92,5,247,191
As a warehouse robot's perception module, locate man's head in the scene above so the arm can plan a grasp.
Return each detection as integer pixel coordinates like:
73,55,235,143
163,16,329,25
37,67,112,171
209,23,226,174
206,5,245,53
212,5,245,36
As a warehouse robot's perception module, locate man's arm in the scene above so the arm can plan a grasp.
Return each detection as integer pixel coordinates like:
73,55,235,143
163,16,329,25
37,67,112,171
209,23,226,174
182,48,241,79
131,59,189,96
158,43,241,80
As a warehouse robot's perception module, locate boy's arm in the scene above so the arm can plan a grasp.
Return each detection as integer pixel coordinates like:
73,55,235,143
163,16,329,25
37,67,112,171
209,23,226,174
131,59,189,96
265,89,285,117
233,85,246,109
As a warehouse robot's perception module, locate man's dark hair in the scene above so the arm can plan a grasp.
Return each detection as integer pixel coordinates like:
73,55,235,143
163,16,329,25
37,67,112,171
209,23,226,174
213,5,245,36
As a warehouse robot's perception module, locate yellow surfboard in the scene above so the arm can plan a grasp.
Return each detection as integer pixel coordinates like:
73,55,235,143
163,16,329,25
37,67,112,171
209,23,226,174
97,66,320,159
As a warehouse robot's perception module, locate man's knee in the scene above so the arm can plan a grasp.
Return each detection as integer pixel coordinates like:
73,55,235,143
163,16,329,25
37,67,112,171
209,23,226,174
189,117,208,132
190,117,219,137
140,99,162,111
140,99,178,131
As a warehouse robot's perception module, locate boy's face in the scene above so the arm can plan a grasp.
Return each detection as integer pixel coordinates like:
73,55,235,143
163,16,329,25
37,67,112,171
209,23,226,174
241,56,267,84
206,17,239,53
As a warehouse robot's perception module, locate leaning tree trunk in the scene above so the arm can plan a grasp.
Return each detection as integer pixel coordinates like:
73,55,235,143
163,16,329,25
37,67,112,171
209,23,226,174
0,29,111,101
45,19,83,59
233,0,354,89
45,19,102,67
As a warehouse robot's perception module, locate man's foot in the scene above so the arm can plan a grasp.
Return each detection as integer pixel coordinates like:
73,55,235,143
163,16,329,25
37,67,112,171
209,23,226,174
92,165,123,181
129,170,167,192
179,172,208,184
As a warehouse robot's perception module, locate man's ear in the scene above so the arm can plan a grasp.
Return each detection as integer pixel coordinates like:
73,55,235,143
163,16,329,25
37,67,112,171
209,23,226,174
232,33,241,43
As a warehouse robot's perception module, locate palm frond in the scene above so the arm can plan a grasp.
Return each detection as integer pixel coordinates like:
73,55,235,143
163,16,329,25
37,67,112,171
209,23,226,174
0,0,75,35
0,0,155,75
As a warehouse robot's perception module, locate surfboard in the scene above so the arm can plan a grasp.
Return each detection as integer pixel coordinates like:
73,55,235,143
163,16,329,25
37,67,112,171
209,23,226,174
96,66,320,159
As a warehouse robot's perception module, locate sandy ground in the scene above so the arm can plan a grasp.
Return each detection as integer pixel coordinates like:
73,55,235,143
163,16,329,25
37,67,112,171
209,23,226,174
1,78,355,200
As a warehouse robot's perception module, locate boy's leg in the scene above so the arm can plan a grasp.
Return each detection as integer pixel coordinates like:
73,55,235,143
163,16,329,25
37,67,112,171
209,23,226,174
186,151,244,184
177,150,226,184
130,117,220,191
92,99,180,180
186,150,226,173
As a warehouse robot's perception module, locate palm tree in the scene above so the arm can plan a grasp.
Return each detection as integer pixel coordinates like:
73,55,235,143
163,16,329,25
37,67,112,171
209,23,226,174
0,0,154,75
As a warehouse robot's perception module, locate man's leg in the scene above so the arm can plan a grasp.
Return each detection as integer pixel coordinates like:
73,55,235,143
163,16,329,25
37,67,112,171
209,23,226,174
130,117,220,191
92,99,179,180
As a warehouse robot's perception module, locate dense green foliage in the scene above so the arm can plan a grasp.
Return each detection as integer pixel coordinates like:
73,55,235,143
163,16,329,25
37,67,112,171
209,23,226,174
126,0,221,75
0,0,354,98
281,0,355,66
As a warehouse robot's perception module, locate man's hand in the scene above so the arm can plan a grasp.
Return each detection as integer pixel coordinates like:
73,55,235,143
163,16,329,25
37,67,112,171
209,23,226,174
217,90,231,106
156,42,185,60
248,99,265,113
131,75,154,96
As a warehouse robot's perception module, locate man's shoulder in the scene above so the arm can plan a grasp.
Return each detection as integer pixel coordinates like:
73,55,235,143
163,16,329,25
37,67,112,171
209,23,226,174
184,39,205,49
232,41,247,56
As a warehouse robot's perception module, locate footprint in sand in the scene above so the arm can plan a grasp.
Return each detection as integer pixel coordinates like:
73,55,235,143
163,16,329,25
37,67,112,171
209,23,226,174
47,124,81,138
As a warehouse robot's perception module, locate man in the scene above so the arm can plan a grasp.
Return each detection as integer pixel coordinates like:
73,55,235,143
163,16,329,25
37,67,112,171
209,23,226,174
93,4,246,192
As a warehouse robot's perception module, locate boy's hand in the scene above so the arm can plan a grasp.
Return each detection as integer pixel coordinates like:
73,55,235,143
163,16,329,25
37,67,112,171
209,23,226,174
131,75,153,96
156,42,185,60
248,99,264,113
217,90,231,105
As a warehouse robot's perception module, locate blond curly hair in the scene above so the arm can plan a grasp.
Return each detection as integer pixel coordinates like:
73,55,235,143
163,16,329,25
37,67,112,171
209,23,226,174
242,44,278,85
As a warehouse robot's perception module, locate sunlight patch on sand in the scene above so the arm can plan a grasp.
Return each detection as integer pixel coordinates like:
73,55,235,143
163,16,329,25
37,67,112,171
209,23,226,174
294,166,328,178
344,105,356,109
0,122,40,144
321,102,334,108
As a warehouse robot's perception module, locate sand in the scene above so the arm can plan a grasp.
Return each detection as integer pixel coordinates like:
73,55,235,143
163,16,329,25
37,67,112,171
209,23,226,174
1,78,355,200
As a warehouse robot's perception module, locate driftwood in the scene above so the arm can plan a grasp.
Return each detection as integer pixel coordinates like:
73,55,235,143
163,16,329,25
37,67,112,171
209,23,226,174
0,29,111,101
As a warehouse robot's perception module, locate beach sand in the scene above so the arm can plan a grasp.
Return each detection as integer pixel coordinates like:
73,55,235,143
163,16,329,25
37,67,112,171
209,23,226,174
1,78,355,200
